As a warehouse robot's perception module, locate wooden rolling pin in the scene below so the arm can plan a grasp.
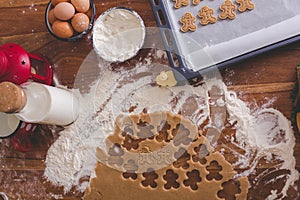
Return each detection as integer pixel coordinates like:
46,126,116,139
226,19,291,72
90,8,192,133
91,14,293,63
293,64,300,132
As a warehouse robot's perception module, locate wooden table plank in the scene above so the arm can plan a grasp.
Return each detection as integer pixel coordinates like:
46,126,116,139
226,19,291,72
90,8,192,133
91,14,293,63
0,0,299,199
0,0,49,8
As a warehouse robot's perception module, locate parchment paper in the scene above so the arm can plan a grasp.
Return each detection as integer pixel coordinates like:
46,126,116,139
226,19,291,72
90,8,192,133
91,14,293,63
163,0,300,71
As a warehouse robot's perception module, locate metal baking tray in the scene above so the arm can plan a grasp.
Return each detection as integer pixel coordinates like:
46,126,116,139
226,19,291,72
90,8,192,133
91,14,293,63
150,0,300,81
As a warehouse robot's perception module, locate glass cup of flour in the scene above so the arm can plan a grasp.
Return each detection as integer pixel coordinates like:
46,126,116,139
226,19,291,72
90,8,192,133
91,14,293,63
92,7,146,62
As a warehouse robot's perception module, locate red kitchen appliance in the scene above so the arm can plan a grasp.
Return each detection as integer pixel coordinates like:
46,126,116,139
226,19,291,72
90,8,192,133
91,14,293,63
0,43,53,85
0,43,53,152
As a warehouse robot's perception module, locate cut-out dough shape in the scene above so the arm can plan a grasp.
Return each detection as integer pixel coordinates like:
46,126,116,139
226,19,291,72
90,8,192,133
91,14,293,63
198,6,217,25
236,0,255,12
172,0,190,9
219,0,237,20
156,71,178,87
180,12,197,32
192,0,202,6
85,112,249,200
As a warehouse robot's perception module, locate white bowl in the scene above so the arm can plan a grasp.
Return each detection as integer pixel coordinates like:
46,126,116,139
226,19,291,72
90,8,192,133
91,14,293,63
92,7,146,62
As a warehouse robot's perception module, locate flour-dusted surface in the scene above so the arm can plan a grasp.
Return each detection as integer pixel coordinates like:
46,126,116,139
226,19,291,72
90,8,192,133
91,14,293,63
44,50,209,192
44,50,299,199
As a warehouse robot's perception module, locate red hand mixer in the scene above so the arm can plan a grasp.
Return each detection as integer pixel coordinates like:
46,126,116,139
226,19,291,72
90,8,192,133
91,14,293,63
0,43,53,152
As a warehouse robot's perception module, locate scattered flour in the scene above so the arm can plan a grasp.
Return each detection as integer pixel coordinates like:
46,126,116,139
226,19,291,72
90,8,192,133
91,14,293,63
266,190,279,200
44,50,299,199
206,80,299,199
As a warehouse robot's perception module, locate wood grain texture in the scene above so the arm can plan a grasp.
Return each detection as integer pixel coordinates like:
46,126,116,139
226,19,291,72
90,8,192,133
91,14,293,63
0,0,299,199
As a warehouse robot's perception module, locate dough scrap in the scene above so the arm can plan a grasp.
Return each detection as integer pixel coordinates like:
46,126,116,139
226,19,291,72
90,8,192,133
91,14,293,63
84,112,249,200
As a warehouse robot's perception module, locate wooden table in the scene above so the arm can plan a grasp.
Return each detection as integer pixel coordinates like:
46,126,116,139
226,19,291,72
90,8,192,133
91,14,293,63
0,0,299,199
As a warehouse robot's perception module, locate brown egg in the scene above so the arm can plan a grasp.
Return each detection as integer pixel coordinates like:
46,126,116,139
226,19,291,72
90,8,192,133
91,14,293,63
54,2,75,21
71,0,89,13
48,9,57,24
51,0,69,6
52,20,74,38
71,13,90,33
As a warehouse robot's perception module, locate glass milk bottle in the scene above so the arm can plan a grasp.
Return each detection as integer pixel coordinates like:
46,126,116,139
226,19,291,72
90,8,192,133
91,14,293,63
0,81,79,126
0,112,20,138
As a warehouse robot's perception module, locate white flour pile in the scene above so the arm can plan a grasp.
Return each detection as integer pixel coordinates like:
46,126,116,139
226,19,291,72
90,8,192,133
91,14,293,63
44,51,299,199
92,8,145,62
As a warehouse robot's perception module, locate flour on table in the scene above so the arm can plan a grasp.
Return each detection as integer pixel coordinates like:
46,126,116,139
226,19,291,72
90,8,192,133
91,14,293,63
44,50,299,199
